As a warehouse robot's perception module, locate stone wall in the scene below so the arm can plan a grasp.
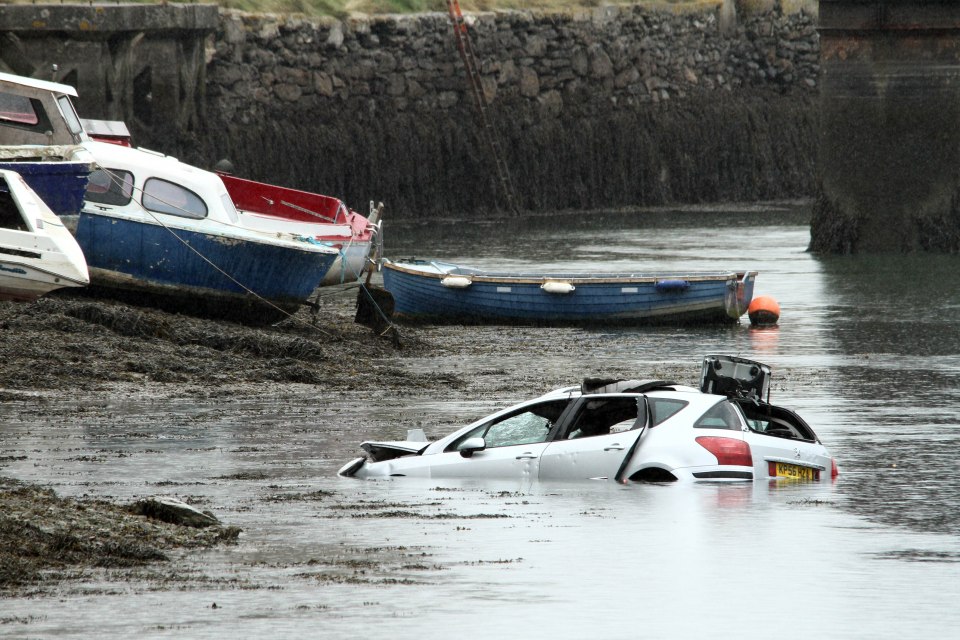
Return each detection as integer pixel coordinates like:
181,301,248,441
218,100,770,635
195,3,821,217
195,3,820,217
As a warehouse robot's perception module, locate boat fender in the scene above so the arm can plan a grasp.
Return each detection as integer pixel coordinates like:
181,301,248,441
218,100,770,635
441,275,472,289
655,279,689,292
541,280,575,294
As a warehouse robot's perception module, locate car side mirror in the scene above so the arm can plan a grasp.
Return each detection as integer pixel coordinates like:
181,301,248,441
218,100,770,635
458,437,486,458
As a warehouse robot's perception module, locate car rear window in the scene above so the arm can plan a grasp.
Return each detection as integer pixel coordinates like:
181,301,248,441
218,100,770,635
693,400,742,430
649,398,688,426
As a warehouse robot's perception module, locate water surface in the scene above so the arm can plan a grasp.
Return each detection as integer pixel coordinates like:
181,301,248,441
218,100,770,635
3,203,960,638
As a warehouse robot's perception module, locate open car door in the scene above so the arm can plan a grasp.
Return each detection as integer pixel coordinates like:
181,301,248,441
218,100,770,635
539,395,648,481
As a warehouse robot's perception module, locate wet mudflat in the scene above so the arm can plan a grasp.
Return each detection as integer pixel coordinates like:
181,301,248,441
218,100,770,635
3,204,960,638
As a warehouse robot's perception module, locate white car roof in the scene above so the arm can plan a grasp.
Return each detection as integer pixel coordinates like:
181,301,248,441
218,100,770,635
533,383,724,413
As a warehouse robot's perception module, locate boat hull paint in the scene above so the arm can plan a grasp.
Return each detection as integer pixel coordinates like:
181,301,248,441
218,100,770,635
323,242,373,286
382,260,756,325
0,260,85,302
74,211,337,320
0,160,93,217
0,168,90,302
220,172,377,287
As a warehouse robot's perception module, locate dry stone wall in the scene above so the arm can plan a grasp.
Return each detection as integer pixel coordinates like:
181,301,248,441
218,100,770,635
200,4,820,216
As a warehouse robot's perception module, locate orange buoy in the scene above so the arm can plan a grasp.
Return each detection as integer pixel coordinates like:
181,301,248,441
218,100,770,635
748,295,780,326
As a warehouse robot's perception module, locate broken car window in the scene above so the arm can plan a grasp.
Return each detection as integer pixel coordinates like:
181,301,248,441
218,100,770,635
445,399,570,451
565,397,643,439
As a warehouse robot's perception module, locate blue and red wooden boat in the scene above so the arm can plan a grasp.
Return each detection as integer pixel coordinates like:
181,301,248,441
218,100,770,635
72,140,339,324
217,171,379,286
382,259,757,325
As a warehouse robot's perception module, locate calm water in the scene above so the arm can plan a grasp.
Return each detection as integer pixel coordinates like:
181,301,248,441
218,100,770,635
3,203,960,638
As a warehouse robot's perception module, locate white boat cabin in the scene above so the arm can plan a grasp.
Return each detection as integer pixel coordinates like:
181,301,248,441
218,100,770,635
0,72,88,147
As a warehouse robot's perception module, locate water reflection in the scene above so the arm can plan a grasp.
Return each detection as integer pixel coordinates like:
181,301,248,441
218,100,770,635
807,254,960,535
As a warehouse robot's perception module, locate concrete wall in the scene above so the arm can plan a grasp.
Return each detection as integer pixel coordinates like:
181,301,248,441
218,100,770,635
811,0,960,252
0,3,217,150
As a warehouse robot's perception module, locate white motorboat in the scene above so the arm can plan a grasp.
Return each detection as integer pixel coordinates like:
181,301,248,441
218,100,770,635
0,168,89,301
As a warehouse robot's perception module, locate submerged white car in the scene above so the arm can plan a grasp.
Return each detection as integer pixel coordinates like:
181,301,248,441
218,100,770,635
339,355,839,483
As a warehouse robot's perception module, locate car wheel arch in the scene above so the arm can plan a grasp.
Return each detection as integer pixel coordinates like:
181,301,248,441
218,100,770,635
628,466,678,483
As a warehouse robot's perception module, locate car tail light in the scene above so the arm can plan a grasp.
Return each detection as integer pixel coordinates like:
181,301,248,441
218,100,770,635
695,436,753,466
831,458,839,479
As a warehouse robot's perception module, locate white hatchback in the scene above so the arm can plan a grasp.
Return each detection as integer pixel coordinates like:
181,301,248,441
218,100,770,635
339,356,839,483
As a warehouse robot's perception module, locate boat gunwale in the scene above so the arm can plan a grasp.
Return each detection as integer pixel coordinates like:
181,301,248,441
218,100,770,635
383,260,757,286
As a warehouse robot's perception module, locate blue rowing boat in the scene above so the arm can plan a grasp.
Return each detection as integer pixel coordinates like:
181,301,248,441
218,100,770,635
382,259,757,325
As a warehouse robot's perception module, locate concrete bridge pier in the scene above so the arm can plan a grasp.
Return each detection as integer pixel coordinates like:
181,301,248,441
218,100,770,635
811,0,960,253
0,3,218,153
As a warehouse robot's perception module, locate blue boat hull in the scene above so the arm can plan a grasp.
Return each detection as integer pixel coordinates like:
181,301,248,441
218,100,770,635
0,161,92,216
74,211,337,322
383,260,756,326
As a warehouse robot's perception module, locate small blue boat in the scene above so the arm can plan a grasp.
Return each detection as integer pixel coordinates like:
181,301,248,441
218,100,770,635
382,259,757,325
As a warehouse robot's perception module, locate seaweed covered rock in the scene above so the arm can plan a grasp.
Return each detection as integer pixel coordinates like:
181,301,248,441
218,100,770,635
129,496,222,529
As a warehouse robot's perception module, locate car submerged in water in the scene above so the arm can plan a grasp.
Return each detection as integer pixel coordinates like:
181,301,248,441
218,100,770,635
338,355,839,483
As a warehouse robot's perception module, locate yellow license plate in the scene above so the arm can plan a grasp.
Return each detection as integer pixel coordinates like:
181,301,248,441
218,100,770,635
773,462,818,481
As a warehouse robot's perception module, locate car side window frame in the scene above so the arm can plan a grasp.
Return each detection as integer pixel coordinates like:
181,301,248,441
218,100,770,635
560,395,648,440
647,398,690,427
444,399,573,453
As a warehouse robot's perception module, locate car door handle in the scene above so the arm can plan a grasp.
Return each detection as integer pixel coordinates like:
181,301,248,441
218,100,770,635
604,445,625,451
515,453,538,459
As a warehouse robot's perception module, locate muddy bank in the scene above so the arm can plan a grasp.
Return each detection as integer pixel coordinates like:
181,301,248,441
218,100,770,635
0,287,702,598
0,288,427,393
0,288,424,596
0,477,240,595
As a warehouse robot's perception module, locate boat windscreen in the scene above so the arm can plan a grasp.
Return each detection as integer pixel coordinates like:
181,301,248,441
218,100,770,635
0,176,27,231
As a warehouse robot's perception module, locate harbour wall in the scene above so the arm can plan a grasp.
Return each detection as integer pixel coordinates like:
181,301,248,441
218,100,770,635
0,2,822,217
203,2,821,216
